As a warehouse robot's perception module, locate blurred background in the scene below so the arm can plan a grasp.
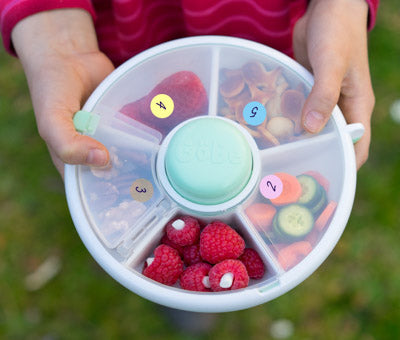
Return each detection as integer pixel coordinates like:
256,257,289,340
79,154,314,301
0,1,399,339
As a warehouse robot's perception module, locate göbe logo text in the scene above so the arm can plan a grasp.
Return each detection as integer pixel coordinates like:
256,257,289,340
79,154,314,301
176,139,242,165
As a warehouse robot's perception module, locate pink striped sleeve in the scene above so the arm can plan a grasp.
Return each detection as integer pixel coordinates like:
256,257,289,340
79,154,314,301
0,0,96,55
365,0,379,30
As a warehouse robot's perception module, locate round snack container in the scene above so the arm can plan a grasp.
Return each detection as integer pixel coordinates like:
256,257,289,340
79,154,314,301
65,36,364,312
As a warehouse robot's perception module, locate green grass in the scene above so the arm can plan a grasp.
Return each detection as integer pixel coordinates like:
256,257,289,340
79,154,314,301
1,2,400,339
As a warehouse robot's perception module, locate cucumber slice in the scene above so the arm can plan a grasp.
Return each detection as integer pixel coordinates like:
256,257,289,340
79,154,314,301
271,215,289,242
275,204,314,240
272,214,281,239
297,175,322,206
310,189,328,216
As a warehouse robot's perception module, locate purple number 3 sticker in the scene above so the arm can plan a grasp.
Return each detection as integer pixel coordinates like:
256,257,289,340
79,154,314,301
260,175,283,199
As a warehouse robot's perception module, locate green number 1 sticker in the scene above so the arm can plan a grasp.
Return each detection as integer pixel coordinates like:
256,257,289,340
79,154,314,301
150,94,174,119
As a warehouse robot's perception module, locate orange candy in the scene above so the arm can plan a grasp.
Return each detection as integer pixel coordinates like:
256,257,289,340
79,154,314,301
245,203,276,230
277,241,313,270
270,172,302,206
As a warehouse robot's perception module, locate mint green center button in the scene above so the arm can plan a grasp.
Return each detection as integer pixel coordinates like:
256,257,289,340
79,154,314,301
165,118,253,205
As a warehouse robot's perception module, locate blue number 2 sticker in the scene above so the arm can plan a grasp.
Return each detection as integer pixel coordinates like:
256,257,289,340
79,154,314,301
243,101,267,126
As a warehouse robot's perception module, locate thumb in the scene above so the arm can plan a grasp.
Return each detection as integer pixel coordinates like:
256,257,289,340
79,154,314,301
301,58,346,134
38,108,109,168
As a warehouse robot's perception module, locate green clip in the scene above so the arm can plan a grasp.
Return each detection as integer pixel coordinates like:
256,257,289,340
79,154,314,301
258,280,280,293
346,123,365,145
73,110,100,135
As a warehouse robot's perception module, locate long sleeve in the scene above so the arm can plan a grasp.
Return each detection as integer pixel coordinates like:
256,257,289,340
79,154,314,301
1,0,380,65
0,0,96,55
365,0,380,30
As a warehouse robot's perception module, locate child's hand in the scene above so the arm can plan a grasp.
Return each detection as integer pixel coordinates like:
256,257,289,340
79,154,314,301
293,0,375,169
12,9,115,177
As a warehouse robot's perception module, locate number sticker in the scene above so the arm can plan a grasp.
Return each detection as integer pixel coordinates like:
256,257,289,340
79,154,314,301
156,101,166,110
130,178,154,202
150,94,174,118
243,101,267,126
250,106,258,118
259,175,283,199
135,186,147,193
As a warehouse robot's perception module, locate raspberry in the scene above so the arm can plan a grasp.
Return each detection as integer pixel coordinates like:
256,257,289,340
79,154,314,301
179,262,212,292
199,221,245,264
198,219,208,230
182,244,202,266
142,245,184,286
208,259,249,292
160,234,184,255
166,216,200,247
239,248,265,279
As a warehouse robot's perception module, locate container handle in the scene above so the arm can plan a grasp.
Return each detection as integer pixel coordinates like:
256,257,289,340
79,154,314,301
73,110,100,135
345,123,365,144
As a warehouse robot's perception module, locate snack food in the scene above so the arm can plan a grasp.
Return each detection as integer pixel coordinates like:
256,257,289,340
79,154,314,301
246,170,336,269
245,203,276,230
218,61,308,146
160,234,184,255
273,204,314,241
180,262,212,292
142,245,184,285
121,71,208,134
277,241,313,271
67,37,356,311
199,221,245,264
209,259,249,292
142,216,266,292
239,248,265,279
165,215,200,247
270,172,302,206
315,201,338,231
182,244,202,266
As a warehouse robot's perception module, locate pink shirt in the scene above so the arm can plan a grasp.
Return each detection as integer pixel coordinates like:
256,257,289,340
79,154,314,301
0,0,379,66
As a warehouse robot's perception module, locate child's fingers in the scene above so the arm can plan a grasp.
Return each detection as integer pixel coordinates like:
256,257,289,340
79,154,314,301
338,89,375,169
301,52,346,134
37,108,109,169
47,147,66,179
354,127,371,170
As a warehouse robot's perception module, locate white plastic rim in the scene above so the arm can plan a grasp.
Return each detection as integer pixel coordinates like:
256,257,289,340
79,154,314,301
156,116,261,214
64,36,357,313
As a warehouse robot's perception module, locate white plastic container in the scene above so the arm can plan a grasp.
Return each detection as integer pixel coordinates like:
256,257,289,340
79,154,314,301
65,36,363,312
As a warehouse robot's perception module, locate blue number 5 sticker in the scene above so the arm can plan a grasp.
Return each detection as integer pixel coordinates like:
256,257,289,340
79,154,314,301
243,101,267,126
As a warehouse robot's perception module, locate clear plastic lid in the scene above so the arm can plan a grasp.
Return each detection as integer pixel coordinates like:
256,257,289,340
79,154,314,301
65,37,358,312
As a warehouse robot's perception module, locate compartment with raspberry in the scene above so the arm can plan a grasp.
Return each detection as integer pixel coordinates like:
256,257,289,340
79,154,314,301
141,214,269,292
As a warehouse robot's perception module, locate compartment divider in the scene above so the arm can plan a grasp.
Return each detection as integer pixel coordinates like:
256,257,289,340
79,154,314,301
88,102,164,146
259,132,336,161
97,117,162,151
117,197,178,262
235,208,284,276
207,47,221,117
